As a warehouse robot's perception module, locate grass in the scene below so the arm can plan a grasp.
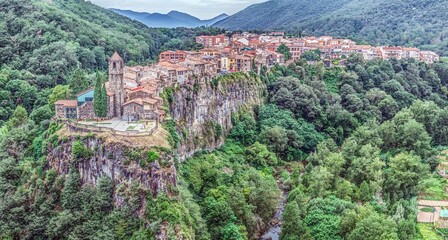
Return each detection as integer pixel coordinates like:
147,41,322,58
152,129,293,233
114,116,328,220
417,224,441,240
126,126,137,131
421,207,435,213
419,175,448,200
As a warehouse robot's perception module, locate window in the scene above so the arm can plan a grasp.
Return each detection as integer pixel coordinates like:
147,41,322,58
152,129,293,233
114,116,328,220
133,105,136,112
66,108,77,119
113,62,116,69
85,97,93,102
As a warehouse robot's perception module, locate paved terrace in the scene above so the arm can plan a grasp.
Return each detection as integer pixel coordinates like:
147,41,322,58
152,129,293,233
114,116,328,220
66,118,158,137
417,200,448,223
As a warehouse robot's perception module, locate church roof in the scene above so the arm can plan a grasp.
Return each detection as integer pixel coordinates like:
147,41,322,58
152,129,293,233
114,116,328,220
110,51,123,62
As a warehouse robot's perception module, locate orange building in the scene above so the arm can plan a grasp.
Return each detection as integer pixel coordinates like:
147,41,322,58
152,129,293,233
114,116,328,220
159,50,187,62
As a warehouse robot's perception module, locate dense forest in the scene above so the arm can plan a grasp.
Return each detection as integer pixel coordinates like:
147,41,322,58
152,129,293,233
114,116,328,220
215,0,448,55
172,56,448,239
4,52,448,238
3,0,448,239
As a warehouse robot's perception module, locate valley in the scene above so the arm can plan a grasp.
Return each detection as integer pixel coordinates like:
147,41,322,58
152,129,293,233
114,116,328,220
2,0,448,239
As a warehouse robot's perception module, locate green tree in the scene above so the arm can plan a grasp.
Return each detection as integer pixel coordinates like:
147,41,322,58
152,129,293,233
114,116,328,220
347,214,399,240
301,50,321,62
356,181,371,202
7,106,28,129
48,85,73,108
221,222,244,240
100,82,108,117
68,68,90,94
30,105,53,125
385,153,428,203
245,142,278,168
61,169,81,211
93,72,103,118
277,44,291,60
280,201,312,240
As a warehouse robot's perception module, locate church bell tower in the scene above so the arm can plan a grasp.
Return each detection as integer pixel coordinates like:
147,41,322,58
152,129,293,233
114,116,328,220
109,52,124,117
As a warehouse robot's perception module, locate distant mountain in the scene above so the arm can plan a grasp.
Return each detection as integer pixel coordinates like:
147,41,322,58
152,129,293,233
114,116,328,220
214,0,448,55
111,9,229,28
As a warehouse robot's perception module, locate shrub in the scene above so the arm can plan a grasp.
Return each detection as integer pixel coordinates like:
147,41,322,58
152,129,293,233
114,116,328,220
148,151,160,162
71,140,92,160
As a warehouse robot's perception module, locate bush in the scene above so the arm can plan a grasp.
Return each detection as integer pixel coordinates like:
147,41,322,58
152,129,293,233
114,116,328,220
71,140,92,160
148,151,160,162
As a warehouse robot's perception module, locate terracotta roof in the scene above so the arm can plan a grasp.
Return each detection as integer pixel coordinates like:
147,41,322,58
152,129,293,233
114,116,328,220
382,47,402,51
123,98,143,106
123,97,159,106
131,86,155,94
55,100,78,107
143,98,158,105
403,47,420,51
110,51,123,61
153,96,163,101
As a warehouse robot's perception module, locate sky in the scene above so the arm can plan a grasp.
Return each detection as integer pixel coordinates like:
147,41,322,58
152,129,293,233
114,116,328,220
89,0,267,19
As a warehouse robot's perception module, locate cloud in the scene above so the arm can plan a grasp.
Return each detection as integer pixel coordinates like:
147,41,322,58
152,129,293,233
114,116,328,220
89,0,266,19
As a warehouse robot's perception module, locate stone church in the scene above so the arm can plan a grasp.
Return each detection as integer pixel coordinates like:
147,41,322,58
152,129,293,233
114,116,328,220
55,52,165,121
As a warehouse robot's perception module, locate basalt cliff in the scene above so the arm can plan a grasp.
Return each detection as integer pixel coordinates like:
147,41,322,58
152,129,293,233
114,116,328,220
170,73,264,160
46,73,264,204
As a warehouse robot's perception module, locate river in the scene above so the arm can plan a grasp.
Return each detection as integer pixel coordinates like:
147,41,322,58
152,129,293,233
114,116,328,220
259,187,288,240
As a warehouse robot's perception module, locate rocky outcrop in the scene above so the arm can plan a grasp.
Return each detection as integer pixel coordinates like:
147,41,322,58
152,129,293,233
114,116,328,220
46,136,176,207
170,73,264,160
46,74,264,215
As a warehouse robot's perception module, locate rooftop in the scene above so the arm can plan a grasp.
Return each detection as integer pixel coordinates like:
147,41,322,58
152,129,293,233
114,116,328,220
55,100,78,107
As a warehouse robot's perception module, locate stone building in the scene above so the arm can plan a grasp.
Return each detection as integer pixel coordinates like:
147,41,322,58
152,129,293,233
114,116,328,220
54,100,77,119
109,52,125,117
54,52,165,122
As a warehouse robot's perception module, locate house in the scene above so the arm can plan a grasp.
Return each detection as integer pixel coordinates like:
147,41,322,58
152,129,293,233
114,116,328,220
380,47,403,60
54,100,78,119
55,52,165,122
159,50,187,62
403,48,421,60
122,98,160,121
421,51,440,64
268,32,285,37
196,35,230,47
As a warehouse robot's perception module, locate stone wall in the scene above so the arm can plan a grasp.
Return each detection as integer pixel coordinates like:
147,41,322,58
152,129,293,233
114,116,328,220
107,96,114,118
55,105,66,119
78,102,95,120
122,103,143,121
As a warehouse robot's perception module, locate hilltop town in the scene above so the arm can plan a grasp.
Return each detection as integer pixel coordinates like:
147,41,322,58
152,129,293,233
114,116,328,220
54,32,440,126
196,32,440,65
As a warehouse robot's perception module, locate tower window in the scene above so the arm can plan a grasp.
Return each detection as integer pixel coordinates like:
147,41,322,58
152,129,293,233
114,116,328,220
113,62,116,69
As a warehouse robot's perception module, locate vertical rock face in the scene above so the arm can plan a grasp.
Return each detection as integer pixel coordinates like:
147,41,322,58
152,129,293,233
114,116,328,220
170,75,264,160
46,137,177,207
46,75,263,214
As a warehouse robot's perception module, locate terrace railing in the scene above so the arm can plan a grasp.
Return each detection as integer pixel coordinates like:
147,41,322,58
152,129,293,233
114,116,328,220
65,120,158,137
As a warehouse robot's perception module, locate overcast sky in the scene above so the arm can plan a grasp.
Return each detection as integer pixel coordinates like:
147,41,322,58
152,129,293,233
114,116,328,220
90,0,267,19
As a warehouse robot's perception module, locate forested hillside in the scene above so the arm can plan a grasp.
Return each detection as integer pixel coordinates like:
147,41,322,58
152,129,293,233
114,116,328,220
0,0,221,125
215,0,448,55
179,56,448,239
111,9,229,28
4,0,448,239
